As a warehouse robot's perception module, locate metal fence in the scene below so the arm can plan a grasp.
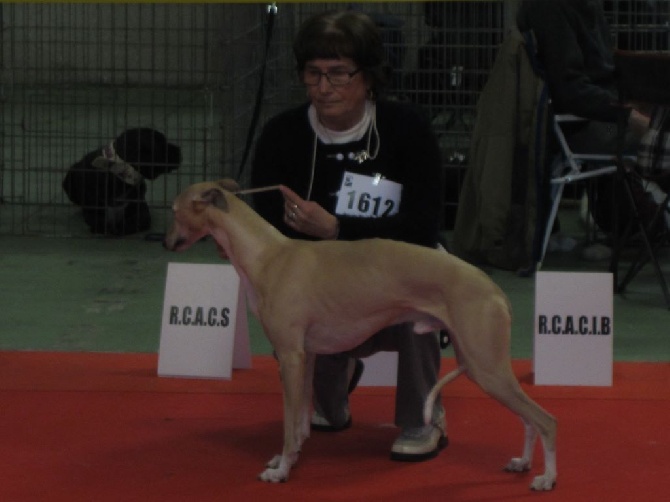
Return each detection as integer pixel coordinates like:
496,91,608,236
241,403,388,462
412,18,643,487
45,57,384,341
0,1,667,237
0,3,259,237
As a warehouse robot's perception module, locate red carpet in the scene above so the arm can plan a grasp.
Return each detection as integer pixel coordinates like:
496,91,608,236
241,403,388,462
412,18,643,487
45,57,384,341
1,352,668,502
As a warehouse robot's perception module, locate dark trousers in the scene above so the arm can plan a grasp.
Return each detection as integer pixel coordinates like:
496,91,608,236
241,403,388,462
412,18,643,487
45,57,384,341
313,324,441,429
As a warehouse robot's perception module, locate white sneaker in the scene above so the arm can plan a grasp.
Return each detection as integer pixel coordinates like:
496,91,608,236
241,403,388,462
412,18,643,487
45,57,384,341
390,406,447,461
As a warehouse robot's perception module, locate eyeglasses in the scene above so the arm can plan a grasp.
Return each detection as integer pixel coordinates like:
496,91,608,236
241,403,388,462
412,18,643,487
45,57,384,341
302,67,362,87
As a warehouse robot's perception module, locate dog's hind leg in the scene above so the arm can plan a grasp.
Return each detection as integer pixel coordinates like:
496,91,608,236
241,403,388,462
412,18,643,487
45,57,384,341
503,394,556,491
504,417,537,473
259,348,306,483
446,299,557,491
471,364,557,491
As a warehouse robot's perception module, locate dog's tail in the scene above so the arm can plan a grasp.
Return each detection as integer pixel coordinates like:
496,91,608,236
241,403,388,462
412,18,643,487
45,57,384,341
423,366,465,425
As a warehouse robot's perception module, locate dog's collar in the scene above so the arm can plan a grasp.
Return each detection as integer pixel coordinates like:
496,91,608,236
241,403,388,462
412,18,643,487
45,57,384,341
91,141,143,186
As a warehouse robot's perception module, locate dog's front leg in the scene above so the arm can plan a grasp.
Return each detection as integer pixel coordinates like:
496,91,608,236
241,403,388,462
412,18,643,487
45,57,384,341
300,352,316,442
258,349,306,483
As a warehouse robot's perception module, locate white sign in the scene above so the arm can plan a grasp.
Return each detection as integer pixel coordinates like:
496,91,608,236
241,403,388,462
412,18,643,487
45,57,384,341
534,272,613,386
335,171,402,218
158,263,251,379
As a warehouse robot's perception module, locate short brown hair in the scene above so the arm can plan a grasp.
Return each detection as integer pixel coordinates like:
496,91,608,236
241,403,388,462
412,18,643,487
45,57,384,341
293,11,391,96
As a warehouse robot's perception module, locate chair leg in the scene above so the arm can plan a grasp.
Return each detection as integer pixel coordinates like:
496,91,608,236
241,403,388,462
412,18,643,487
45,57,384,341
537,182,565,270
614,176,670,308
634,229,670,308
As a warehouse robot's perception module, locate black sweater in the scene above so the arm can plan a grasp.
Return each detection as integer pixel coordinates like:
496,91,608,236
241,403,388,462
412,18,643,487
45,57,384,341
251,100,441,248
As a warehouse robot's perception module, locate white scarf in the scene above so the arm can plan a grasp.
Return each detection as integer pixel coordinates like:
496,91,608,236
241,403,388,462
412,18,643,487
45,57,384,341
308,100,375,144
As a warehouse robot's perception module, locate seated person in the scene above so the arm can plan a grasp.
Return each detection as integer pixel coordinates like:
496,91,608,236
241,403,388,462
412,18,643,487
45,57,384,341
517,0,654,251
517,0,650,154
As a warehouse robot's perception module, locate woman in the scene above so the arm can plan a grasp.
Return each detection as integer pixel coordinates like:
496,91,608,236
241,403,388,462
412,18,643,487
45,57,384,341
251,10,445,461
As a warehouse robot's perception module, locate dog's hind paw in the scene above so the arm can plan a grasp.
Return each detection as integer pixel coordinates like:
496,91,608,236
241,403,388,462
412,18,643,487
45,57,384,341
258,467,288,483
266,454,282,469
530,473,556,491
258,465,289,483
258,455,290,483
504,457,531,472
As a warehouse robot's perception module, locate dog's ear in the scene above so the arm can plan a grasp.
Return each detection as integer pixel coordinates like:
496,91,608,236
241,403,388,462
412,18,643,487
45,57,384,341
196,187,228,212
215,179,240,193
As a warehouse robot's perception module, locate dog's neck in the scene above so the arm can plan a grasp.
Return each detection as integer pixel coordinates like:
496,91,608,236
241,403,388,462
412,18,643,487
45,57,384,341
207,195,287,291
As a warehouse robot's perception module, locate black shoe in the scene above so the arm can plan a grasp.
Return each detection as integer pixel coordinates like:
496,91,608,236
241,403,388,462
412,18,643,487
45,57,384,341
347,359,365,394
311,359,364,432
310,412,352,432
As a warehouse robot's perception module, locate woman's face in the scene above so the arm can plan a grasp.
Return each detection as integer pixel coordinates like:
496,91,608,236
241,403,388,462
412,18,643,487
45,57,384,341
303,57,370,131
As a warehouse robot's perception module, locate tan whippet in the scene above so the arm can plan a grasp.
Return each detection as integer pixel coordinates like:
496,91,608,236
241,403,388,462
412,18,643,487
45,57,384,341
163,179,557,490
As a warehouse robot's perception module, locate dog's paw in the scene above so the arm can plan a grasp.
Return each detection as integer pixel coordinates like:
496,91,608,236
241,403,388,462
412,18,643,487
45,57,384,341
530,473,556,491
258,464,289,483
265,454,282,469
258,467,288,483
504,457,531,473
257,455,290,483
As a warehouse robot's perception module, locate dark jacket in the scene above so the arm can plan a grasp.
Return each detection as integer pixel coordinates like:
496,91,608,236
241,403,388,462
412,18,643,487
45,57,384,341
517,0,630,124
453,28,545,271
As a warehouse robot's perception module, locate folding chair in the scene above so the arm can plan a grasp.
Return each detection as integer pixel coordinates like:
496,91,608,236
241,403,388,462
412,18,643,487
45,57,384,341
536,114,618,268
522,31,618,269
609,50,670,308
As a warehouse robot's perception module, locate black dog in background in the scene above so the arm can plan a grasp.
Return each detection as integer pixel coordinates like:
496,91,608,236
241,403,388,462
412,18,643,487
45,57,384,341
63,128,181,236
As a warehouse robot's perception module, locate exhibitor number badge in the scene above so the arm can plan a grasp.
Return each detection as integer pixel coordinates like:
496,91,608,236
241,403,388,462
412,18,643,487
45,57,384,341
335,171,402,218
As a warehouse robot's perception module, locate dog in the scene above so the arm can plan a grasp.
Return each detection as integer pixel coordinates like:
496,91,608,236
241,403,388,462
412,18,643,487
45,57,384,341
163,179,557,490
63,128,181,236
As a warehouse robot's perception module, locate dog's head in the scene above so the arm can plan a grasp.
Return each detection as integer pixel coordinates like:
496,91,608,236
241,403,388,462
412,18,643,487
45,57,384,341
163,179,240,253
114,128,182,180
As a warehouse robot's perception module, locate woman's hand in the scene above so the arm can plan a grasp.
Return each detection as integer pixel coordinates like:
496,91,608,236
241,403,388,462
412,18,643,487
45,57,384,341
279,185,339,240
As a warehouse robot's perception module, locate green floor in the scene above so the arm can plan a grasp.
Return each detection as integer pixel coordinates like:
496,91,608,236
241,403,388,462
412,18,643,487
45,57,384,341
1,205,668,362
